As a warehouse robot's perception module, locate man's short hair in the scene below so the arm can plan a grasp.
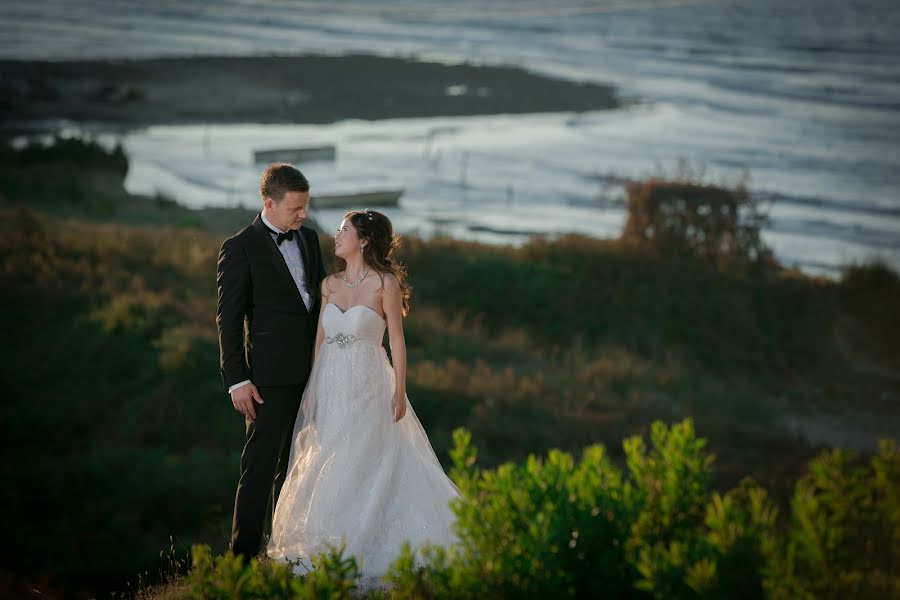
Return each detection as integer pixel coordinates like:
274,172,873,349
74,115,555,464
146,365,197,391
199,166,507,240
260,163,310,201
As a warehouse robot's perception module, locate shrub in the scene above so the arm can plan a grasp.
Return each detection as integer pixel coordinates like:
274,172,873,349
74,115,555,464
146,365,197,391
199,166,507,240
0,135,129,216
838,260,900,369
762,439,899,599
187,544,361,599
621,179,776,273
168,422,898,599
381,419,779,598
378,421,897,599
1,134,128,176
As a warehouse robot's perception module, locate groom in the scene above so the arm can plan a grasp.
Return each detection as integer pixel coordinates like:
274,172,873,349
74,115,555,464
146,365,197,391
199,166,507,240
216,162,326,561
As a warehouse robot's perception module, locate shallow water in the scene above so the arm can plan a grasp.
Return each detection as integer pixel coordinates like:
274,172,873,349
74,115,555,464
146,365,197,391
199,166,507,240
4,0,899,275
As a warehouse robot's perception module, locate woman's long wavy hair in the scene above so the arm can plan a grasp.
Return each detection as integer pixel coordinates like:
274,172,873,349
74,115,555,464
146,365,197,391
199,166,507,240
332,209,411,315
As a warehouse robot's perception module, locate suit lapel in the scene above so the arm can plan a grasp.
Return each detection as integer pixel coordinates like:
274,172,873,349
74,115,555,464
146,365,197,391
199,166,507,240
252,214,309,313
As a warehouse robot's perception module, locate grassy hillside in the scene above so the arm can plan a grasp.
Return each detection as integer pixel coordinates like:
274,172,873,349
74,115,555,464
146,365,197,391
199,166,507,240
1,137,897,597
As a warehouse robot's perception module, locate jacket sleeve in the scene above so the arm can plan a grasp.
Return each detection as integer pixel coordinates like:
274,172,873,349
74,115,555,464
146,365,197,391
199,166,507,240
216,236,252,390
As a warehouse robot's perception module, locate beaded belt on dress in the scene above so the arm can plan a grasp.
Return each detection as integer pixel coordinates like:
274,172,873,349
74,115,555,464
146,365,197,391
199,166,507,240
325,332,361,348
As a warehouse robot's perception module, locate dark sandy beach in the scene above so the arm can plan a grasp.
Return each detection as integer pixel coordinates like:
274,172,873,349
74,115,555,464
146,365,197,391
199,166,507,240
0,53,619,131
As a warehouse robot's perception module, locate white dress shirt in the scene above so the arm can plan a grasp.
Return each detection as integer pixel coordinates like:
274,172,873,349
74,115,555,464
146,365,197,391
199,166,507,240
261,213,312,310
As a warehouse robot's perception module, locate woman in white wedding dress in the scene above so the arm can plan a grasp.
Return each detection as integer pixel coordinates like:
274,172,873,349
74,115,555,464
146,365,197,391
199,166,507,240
267,209,460,585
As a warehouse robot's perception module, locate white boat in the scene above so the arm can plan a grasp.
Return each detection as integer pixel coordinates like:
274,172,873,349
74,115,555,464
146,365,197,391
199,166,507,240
253,145,336,164
311,189,404,208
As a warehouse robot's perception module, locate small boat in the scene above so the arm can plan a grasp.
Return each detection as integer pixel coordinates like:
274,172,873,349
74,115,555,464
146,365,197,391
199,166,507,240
311,189,404,209
253,145,336,164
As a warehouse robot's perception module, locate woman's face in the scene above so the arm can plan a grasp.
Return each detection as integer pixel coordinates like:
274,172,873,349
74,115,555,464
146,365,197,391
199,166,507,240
334,217,363,259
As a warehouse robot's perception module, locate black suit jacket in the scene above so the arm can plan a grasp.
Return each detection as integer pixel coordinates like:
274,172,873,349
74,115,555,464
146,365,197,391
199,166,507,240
216,214,326,390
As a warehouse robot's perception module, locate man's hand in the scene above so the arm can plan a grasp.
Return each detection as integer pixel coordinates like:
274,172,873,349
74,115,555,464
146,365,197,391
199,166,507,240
231,383,264,420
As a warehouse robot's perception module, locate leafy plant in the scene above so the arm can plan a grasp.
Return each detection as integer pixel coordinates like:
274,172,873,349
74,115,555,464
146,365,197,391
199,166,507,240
762,439,899,599
187,543,361,599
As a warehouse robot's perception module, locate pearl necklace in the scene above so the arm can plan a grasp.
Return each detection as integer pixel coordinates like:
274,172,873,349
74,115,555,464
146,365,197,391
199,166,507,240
341,266,370,288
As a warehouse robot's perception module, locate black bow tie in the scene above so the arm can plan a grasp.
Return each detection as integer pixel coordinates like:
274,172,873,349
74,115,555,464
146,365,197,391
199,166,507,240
277,230,295,245
267,227,295,245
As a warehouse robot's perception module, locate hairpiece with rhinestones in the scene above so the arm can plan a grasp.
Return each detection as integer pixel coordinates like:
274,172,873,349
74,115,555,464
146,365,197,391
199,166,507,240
363,208,375,221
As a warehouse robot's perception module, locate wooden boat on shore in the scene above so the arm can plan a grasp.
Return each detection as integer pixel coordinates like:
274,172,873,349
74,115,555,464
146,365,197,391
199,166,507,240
253,145,336,164
311,189,404,209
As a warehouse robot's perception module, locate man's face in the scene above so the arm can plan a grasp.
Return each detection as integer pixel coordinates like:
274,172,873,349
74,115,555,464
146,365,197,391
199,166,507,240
264,190,309,231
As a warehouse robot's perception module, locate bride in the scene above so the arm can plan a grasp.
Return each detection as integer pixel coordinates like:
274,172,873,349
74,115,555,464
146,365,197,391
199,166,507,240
266,209,460,584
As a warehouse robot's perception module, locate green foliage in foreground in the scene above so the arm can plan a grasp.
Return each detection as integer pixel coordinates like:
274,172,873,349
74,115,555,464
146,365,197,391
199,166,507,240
182,421,898,599
187,544,361,599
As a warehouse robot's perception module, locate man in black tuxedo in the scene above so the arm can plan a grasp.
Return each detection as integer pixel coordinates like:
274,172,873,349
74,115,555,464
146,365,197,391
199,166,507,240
216,163,326,560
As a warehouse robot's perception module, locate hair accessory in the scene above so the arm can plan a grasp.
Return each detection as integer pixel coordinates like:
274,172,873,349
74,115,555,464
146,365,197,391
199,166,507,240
363,208,375,221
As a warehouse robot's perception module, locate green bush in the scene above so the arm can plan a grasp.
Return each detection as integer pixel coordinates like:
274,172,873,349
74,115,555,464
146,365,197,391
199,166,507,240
837,260,900,370
187,543,362,599
0,134,128,175
132,422,895,600
375,420,773,598
763,439,899,599
621,178,776,274
0,135,129,216
374,420,896,599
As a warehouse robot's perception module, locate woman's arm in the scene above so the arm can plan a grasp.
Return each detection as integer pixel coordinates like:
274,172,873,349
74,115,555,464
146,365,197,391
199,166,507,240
382,273,407,422
312,277,331,365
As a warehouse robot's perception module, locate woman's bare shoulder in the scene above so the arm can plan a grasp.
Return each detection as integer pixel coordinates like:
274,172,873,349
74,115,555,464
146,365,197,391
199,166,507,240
379,270,401,293
321,274,340,294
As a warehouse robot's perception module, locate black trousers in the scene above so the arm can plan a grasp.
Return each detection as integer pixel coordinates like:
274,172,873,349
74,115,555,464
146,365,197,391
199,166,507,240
229,383,305,559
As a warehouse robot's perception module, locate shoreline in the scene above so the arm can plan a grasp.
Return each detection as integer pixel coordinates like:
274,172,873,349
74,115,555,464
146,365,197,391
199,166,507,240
0,53,619,132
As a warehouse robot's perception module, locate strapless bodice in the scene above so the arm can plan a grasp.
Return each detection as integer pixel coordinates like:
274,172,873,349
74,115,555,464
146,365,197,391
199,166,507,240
321,303,386,349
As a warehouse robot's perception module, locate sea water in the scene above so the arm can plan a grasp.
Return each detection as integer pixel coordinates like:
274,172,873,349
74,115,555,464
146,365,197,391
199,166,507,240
3,0,899,276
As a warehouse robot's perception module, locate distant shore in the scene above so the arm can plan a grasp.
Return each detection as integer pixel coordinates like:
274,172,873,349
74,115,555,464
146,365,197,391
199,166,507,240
0,53,619,132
